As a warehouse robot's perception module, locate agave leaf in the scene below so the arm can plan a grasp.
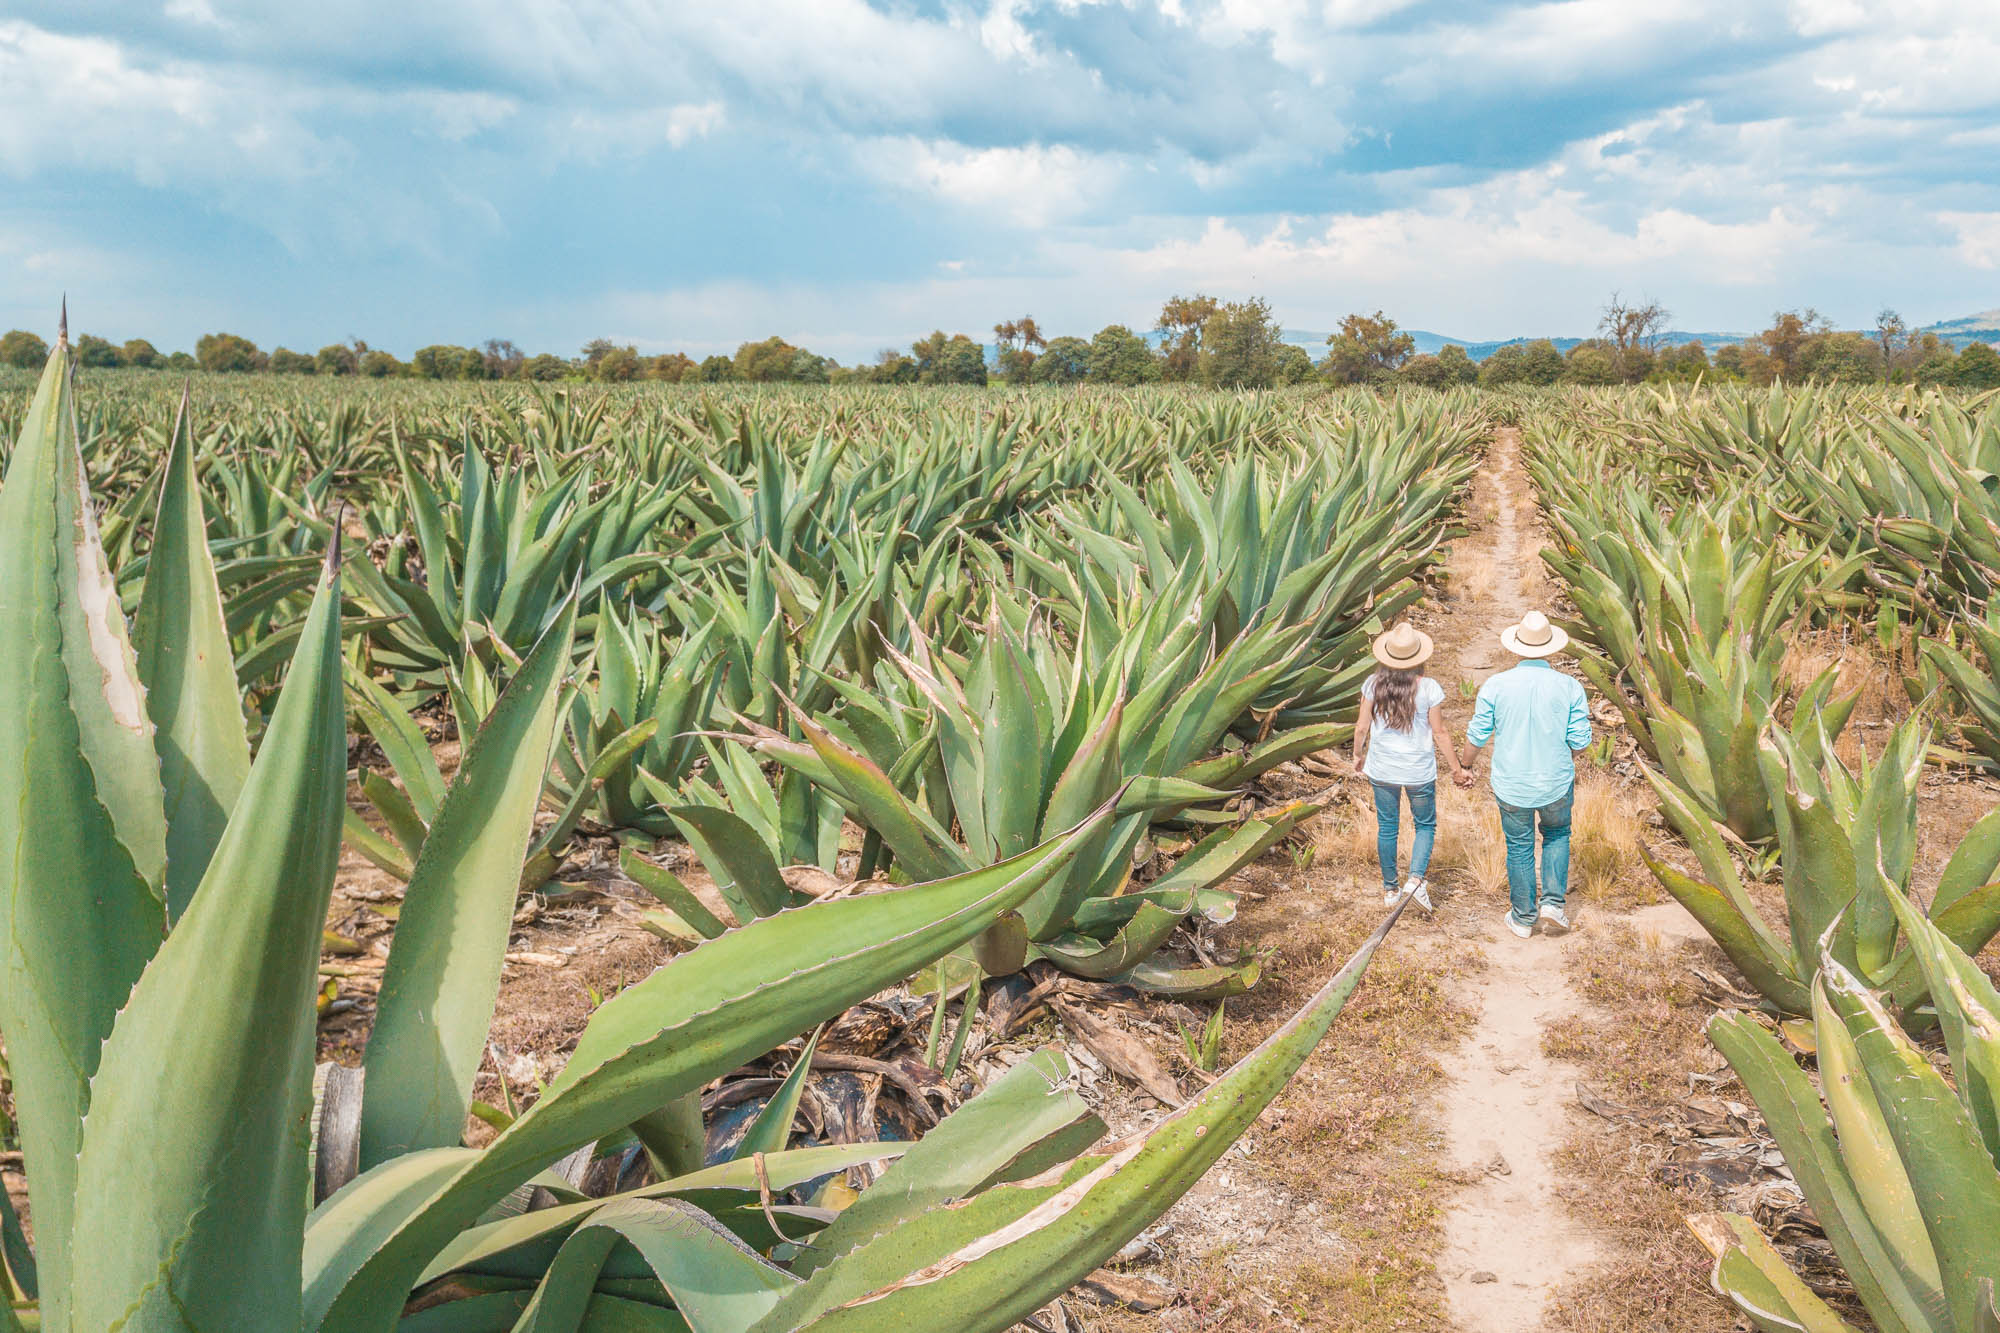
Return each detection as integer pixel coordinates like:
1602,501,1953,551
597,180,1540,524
1823,957,2000,1330
1810,975,1943,1300
306,802,1119,1330
1111,955,1264,1001
791,1050,1102,1279
359,600,577,1170
1708,1010,1943,1333
1936,806,2000,917
72,548,346,1330
621,848,728,940
1885,891,2000,1167
133,387,252,920
512,1197,793,1332
421,1144,903,1284
0,339,169,1319
668,804,794,922
1687,1213,1862,1332
733,1026,824,1161
752,901,1406,1331
1639,843,1809,1014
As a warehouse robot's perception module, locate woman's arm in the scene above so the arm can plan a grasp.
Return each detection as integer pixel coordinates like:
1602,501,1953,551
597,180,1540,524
1430,701,1468,785
1351,695,1373,772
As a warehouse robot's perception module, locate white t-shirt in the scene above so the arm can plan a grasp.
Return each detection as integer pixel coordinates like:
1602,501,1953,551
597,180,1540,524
1361,674,1446,786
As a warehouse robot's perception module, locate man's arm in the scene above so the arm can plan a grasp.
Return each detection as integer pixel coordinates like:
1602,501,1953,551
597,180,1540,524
1566,680,1594,753
1458,684,1494,776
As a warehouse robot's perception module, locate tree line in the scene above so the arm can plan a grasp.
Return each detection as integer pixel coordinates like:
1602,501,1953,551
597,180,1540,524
2,296,1993,389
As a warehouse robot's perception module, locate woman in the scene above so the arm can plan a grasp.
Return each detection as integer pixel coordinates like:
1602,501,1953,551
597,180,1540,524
1351,621,1467,910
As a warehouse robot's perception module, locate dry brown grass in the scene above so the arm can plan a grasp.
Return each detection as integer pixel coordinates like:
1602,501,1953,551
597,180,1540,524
1538,921,1738,1331
1083,860,1481,1331
1568,772,1657,910
1779,628,1910,731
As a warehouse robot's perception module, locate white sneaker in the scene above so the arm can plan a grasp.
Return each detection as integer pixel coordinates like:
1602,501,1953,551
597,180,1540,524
1401,876,1433,911
1538,903,1572,935
1383,885,1401,906
1504,912,1533,939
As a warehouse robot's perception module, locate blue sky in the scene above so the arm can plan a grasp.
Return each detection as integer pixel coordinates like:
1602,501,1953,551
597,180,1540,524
3,1,1998,361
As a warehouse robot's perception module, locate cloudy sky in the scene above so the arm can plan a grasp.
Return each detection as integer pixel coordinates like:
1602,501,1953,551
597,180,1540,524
4,1,1998,360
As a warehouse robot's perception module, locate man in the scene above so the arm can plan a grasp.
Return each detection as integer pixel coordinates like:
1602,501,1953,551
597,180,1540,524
1456,611,1593,938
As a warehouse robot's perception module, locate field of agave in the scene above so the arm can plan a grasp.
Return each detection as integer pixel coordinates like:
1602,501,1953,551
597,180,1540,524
1530,383,2000,1331
0,331,1484,1330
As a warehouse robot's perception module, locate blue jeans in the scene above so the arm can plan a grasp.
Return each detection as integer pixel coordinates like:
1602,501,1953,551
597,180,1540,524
1498,790,1573,926
1372,781,1437,890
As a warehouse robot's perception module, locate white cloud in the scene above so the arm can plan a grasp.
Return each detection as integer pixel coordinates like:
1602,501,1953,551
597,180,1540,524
855,138,1117,227
1940,212,2000,270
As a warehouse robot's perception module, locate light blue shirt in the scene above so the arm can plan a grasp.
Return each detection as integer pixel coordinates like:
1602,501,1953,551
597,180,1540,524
1466,660,1592,809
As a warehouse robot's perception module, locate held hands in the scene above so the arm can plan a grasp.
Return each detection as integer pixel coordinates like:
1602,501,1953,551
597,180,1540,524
1453,770,1476,789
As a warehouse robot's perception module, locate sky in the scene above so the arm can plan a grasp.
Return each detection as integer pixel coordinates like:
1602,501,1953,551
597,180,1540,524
3,0,1998,362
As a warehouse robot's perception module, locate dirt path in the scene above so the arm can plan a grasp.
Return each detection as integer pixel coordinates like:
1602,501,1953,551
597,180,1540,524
1422,428,1607,1329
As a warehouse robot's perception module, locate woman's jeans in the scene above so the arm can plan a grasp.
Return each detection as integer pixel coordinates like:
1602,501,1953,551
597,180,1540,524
1372,781,1437,889
1497,790,1573,927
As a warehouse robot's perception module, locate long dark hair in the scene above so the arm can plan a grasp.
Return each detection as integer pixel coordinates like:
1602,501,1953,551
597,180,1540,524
1372,667,1421,732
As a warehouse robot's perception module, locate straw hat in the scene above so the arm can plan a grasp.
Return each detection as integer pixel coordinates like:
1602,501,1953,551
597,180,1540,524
1371,621,1435,669
1500,610,1569,658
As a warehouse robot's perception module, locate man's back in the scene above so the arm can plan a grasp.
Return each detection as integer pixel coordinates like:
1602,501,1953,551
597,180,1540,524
1467,660,1590,808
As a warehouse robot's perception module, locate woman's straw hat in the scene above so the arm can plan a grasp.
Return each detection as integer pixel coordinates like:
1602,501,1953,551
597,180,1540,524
1371,621,1435,669
1500,610,1569,658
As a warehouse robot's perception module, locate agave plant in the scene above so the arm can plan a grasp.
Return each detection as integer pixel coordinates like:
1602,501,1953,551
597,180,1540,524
0,334,1413,1330
1694,893,2000,1331
1540,489,1858,842
352,442,678,691
726,605,1325,993
1642,716,2000,1015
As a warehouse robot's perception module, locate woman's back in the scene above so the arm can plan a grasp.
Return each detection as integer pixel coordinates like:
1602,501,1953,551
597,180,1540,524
1362,671,1445,785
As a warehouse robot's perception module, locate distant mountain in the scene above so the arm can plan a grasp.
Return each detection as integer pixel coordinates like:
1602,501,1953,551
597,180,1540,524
1921,309,2000,348
986,309,1997,368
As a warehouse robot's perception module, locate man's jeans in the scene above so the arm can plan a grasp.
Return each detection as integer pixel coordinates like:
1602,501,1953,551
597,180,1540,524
1497,789,1572,927
1372,780,1437,890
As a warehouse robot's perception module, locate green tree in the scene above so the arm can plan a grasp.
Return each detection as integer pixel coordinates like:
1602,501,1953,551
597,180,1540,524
911,331,987,384
0,330,49,368
1198,298,1284,388
166,351,197,371
789,348,832,383
1030,336,1090,383
480,339,525,379
868,349,917,384
1957,342,2000,389
1156,294,1219,381
1798,331,1883,383
1435,344,1478,385
646,352,696,382
593,346,641,382
119,338,163,369
359,349,402,378
1654,340,1710,381
1087,324,1160,385
267,347,316,375
521,353,569,381
75,335,120,369
195,332,265,373
1478,339,1563,387
995,316,1047,382
1397,354,1450,388
1756,308,1831,380
1597,293,1671,379
1321,310,1415,384
1273,343,1315,385
733,336,804,382
410,345,461,379
315,344,358,376
1914,348,1960,385
1875,308,1910,379
696,354,737,382
1561,342,1619,386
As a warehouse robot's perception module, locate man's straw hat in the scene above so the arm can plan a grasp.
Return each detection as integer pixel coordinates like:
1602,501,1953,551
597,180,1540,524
1500,610,1569,658
1371,621,1435,669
